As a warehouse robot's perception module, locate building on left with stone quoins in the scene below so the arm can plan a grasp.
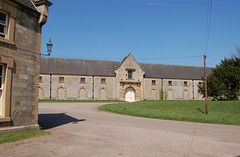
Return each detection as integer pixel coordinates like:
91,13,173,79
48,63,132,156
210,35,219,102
0,0,52,132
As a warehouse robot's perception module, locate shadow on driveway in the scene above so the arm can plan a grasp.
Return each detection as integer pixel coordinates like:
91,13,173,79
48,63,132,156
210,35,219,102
38,113,85,130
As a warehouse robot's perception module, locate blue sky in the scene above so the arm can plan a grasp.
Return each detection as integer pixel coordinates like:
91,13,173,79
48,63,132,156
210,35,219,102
41,0,240,67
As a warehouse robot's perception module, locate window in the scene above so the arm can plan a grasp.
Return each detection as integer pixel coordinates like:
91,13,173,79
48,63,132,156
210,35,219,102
101,78,106,84
168,81,172,86
0,12,8,38
59,77,64,83
128,70,133,79
152,80,156,86
80,78,85,83
184,81,188,87
39,76,43,83
0,4,17,44
0,57,13,119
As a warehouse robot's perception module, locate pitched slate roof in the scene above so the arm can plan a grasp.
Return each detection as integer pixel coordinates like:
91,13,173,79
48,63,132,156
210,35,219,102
40,57,212,80
140,63,212,80
40,57,120,77
11,0,38,12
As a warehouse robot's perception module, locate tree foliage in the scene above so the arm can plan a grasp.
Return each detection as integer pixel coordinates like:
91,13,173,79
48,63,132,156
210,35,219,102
198,56,240,100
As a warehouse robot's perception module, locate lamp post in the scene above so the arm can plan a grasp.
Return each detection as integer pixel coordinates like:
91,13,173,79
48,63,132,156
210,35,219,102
39,39,53,100
41,39,53,56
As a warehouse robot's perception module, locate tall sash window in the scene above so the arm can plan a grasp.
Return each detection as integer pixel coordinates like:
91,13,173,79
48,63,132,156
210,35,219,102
0,12,8,38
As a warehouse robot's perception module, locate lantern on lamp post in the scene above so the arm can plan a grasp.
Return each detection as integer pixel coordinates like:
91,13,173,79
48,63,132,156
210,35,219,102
41,39,53,56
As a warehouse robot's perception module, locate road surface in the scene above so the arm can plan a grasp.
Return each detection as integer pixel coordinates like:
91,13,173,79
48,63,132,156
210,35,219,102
0,103,240,157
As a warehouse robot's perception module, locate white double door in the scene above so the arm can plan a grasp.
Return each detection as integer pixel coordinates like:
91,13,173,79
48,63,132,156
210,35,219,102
125,87,135,102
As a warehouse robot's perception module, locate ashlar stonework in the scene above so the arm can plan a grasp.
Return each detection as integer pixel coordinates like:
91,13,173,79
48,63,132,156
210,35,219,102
39,53,212,102
0,0,52,132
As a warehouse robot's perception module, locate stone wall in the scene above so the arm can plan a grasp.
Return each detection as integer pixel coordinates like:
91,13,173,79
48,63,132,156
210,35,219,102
162,79,204,100
143,78,162,100
39,75,204,101
0,2,41,127
39,74,116,100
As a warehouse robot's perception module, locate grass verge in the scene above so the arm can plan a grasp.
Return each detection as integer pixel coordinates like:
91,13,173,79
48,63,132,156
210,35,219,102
0,129,50,144
39,99,124,103
98,100,240,125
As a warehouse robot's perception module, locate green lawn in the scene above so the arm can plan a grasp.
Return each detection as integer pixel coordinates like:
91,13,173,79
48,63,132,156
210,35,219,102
98,100,240,125
0,129,50,144
39,99,123,103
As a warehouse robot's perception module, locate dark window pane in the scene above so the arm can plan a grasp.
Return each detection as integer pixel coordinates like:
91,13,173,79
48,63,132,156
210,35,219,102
0,65,2,88
101,78,105,83
0,12,6,24
0,25,4,33
81,78,85,83
39,76,42,82
128,71,132,79
184,81,187,86
168,81,172,86
0,65,2,76
59,77,64,82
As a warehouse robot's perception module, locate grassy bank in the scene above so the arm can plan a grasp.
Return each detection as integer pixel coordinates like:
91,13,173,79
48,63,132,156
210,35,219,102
39,99,123,103
0,129,50,144
98,100,240,125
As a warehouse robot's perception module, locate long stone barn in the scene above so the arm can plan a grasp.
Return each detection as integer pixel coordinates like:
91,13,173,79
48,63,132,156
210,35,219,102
39,53,212,102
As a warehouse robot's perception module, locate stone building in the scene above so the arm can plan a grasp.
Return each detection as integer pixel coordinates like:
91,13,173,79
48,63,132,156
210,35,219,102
40,53,212,102
0,0,52,130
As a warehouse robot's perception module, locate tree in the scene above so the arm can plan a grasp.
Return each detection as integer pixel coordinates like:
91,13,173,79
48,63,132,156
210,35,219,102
198,56,240,100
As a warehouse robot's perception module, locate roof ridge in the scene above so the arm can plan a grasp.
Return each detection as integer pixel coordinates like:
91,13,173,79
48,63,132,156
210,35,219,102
41,57,213,68
41,57,121,63
140,62,213,68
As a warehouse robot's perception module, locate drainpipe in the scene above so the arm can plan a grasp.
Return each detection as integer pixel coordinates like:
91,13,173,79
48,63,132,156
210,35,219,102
161,79,164,100
192,79,194,100
92,76,94,100
50,74,52,99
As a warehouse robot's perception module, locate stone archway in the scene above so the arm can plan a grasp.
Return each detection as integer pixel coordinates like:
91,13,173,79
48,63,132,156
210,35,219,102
57,87,66,100
167,90,174,100
151,89,158,100
125,87,135,102
183,90,189,100
78,88,87,100
99,88,107,100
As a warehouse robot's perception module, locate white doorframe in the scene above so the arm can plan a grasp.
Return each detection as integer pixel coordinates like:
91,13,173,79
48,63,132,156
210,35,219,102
0,64,5,116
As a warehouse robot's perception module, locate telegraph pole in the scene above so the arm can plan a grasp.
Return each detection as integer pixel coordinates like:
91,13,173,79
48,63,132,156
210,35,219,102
204,54,208,114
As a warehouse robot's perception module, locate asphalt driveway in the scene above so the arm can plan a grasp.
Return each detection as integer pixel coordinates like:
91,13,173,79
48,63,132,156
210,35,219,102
0,102,240,157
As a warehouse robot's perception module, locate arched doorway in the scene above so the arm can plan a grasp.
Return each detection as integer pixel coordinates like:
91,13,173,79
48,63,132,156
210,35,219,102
125,87,135,102
99,88,107,100
78,88,87,100
183,90,189,100
57,88,66,100
167,90,174,100
151,89,158,100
